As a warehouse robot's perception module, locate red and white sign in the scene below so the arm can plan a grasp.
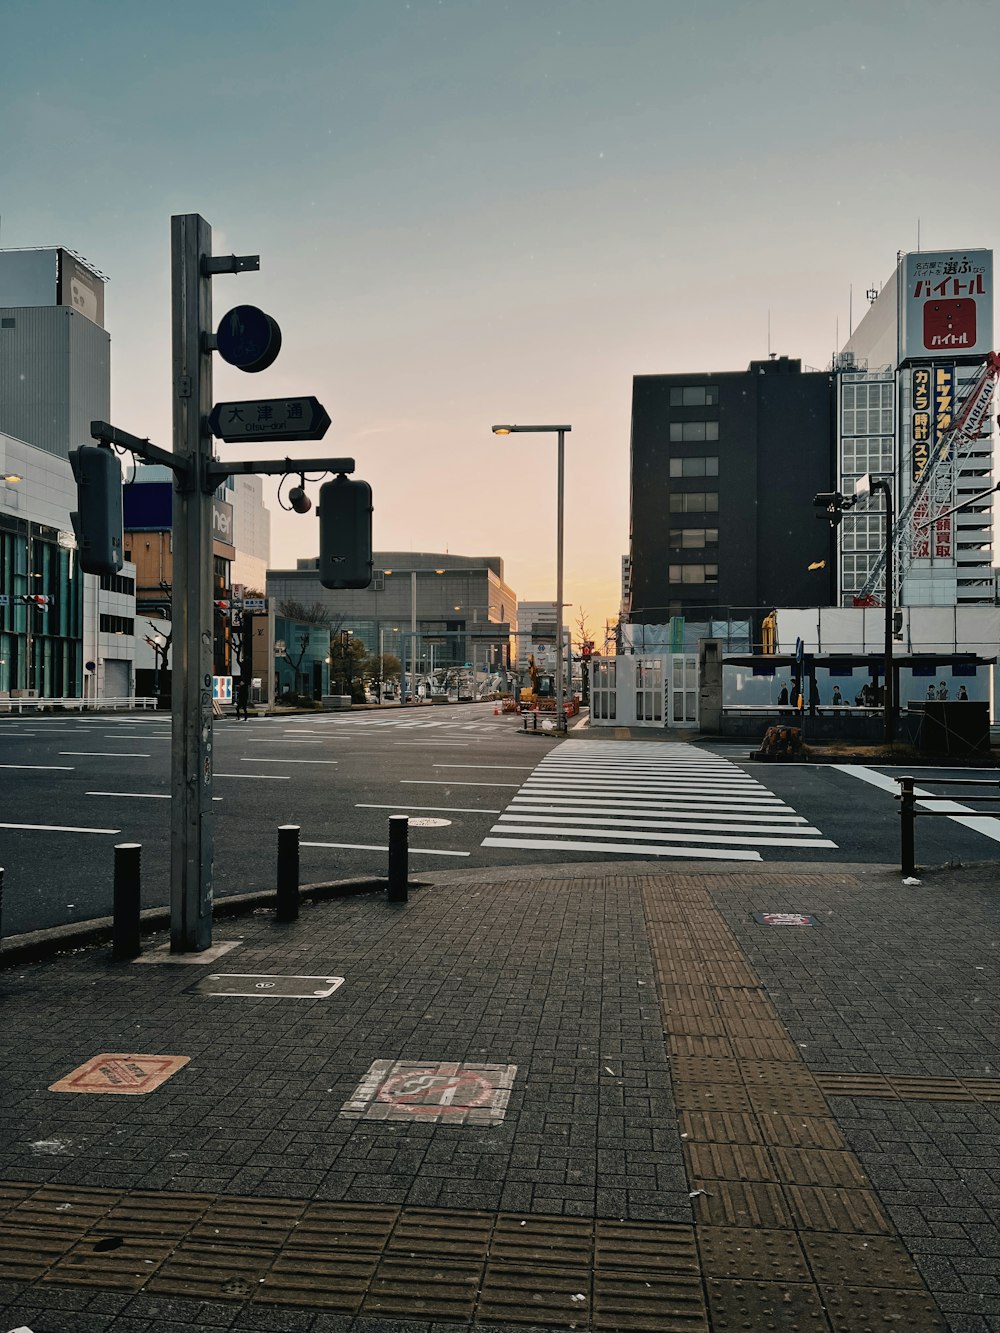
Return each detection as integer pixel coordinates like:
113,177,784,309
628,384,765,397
902,250,993,361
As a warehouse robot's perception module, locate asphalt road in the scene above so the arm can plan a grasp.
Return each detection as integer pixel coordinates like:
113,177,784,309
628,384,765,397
2,705,999,936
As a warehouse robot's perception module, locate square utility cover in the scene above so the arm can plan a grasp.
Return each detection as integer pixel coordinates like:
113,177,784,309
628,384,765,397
342,1059,517,1126
50,1054,190,1095
186,973,344,998
753,912,822,927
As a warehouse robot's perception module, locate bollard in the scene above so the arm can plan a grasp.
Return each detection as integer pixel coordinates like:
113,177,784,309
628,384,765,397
276,825,300,922
112,843,142,961
899,776,916,876
0,865,4,950
387,815,409,903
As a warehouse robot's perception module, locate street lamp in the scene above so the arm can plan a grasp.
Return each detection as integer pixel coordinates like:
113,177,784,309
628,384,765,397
493,424,571,731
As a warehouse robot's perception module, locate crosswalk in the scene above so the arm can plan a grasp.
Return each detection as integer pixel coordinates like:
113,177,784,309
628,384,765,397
481,740,837,862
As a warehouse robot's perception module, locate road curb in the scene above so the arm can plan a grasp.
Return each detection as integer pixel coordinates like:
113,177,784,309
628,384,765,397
0,875,431,969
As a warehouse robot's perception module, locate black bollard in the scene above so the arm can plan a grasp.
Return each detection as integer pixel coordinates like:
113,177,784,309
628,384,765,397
276,825,300,922
899,776,916,877
387,815,409,903
112,843,142,961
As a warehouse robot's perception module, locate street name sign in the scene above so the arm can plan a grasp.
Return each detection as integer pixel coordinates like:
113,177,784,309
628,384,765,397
209,396,331,443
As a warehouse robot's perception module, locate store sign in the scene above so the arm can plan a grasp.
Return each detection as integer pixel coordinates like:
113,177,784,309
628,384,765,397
901,249,993,361
910,365,956,559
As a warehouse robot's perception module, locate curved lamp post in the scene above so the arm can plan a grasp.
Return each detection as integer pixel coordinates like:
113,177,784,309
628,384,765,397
492,424,571,731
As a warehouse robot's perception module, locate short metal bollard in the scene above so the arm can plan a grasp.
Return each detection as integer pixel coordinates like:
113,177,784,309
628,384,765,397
387,815,409,903
276,824,300,922
899,776,916,876
112,843,142,961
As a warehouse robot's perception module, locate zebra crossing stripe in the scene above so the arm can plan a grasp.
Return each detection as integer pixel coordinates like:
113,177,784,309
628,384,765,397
481,835,761,861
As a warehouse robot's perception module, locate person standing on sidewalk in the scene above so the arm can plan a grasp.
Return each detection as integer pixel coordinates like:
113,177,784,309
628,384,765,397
236,677,250,721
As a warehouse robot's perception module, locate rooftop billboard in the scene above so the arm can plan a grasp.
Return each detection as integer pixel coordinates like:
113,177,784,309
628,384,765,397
901,249,993,361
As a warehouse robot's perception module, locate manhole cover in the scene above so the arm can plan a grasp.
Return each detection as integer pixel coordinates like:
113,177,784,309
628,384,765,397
186,974,345,998
406,817,451,827
752,913,821,927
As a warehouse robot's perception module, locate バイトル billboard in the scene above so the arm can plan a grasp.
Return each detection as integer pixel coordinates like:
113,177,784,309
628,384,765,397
901,249,993,361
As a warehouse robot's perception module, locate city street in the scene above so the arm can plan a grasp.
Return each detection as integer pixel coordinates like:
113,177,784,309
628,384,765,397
2,704,1000,936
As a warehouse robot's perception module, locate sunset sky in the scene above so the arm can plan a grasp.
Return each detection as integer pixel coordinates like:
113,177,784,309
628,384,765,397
3,0,998,639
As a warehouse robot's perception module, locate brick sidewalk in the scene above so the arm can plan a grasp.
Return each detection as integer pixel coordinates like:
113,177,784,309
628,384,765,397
1,859,998,1330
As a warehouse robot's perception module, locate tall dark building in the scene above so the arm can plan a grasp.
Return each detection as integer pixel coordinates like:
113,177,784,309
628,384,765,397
628,357,837,637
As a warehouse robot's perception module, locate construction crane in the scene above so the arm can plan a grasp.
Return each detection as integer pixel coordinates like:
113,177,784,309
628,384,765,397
853,351,1000,607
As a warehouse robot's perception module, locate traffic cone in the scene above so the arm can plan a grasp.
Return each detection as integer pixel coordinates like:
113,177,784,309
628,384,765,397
493,703,500,715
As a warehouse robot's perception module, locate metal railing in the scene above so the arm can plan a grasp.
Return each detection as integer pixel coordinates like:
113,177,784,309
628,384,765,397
895,774,1000,875
0,696,157,714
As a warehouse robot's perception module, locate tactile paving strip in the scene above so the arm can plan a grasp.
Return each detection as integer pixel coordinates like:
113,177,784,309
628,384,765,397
641,871,946,1331
0,1182,710,1329
817,1070,1000,1103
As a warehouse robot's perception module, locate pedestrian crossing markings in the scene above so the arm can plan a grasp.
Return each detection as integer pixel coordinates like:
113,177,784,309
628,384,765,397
482,740,836,861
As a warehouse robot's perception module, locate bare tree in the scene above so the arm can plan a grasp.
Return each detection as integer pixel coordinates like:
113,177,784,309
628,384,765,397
278,599,332,625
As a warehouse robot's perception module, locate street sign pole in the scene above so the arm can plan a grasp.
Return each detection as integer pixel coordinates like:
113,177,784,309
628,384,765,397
170,213,215,953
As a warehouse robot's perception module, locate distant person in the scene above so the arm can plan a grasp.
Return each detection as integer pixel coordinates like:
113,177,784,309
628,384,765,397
958,685,969,701
831,686,842,706
937,680,949,701
808,677,820,717
777,683,789,706
236,677,249,721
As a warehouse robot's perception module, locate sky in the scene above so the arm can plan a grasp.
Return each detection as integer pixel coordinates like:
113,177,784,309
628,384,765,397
3,0,999,643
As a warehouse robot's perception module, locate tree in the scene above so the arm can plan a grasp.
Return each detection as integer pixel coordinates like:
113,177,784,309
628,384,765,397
278,599,333,625
575,607,594,703
363,651,401,696
330,633,368,701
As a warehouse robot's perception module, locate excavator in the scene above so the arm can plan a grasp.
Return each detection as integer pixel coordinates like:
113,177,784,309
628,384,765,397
519,653,556,709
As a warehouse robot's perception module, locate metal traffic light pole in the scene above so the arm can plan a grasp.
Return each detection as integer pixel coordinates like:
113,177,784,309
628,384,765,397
170,214,217,953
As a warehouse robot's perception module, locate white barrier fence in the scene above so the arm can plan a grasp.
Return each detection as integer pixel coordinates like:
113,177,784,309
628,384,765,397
0,697,158,714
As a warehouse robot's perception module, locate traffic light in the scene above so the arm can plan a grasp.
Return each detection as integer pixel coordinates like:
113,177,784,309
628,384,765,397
22,594,51,610
318,475,373,589
69,445,124,576
214,600,231,613
813,491,851,527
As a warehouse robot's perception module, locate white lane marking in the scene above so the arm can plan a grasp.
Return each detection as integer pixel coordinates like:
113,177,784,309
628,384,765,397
213,773,291,780
509,800,806,823
481,835,761,861
498,812,824,835
400,779,524,788
433,764,536,770
0,821,120,834
520,788,787,808
301,840,470,857
101,734,169,741
86,789,225,799
523,775,762,787
239,758,339,765
0,763,74,771
59,751,151,758
357,803,502,814
245,739,324,745
840,764,1000,844
492,822,836,850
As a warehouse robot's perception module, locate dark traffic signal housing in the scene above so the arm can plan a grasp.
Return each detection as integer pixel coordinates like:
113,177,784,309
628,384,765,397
69,444,124,576
813,490,855,527
318,474,373,590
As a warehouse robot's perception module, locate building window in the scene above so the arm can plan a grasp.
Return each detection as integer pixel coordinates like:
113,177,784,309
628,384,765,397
842,381,894,436
669,421,719,442
99,572,135,595
670,386,719,407
668,492,719,513
669,456,719,478
669,528,718,549
842,436,893,474
372,571,385,591
668,564,718,584
100,614,135,635
842,513,885,553
841,554,876,589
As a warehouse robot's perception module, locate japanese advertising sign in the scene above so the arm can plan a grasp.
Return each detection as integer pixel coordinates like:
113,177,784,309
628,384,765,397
902,249,993,361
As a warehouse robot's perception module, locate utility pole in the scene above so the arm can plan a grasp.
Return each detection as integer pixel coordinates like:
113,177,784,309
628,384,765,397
170,214,215,952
